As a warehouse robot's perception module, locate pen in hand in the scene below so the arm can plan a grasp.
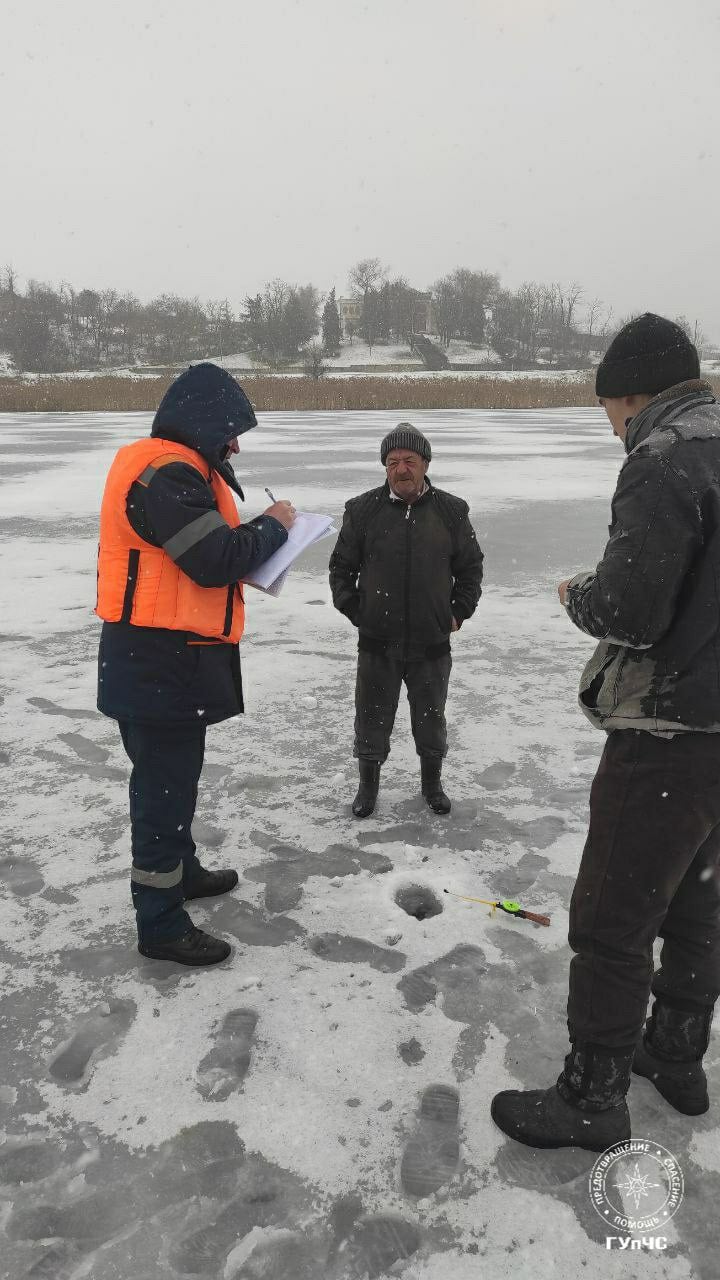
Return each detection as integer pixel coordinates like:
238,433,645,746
263,487,297,531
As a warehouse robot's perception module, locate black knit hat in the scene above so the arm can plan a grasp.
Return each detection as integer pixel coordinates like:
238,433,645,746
595,313,700,398
380,422,432,465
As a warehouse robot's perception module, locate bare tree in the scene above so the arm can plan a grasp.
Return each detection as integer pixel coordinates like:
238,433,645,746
555,281,583,357
205,299,235,359
98,288,119,359
432,276,462,347
243,280,318,365
115,293,142,362
348,257,386,300
673,315,706,355
582,298,611,360
431,269,499,347
59,281,81,366
76,288,100,337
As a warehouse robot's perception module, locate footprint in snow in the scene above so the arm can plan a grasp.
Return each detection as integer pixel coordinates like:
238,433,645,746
477,760,517,790
196,1008,259,1101
400,1083,461,1199
307,933,406,973
48,998,136,1088
515,814,566,847
343,1214,421,1277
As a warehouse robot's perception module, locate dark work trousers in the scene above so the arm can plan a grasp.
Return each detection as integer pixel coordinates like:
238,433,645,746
118,720,206,944
568,729,720,1049
353,650,452,763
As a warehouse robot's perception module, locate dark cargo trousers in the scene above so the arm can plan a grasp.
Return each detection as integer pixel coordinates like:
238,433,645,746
118,721,206,944
568,729,720,1049
353,649,452,763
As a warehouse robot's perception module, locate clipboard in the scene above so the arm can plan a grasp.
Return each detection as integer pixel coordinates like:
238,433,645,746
243,510,336,597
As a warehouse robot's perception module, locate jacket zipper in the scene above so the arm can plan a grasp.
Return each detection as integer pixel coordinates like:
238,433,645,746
404,503,411,659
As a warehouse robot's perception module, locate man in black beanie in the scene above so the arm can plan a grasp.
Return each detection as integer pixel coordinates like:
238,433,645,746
329,422,483,816
492,313,720,1149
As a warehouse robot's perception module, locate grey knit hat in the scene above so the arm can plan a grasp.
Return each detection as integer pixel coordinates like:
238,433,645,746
380,422,432,465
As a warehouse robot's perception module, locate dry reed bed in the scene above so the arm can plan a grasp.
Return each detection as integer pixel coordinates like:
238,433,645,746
1,375,718,414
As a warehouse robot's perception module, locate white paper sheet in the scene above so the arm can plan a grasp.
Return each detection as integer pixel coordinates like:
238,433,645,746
243,511,336,596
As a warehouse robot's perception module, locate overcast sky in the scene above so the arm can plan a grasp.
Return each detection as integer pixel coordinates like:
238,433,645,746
3,0,719,338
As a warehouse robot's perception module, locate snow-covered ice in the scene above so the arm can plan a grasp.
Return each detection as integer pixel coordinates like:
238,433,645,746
0,408,717,1279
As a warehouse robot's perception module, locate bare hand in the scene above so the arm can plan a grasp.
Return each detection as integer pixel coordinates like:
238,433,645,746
557,579,572,606
451,617,459,632
265,500,296,531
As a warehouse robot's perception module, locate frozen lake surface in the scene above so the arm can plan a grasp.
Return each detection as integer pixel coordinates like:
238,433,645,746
0,409,717,1279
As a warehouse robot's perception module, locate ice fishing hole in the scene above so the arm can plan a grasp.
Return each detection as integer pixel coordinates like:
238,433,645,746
395,885,443,921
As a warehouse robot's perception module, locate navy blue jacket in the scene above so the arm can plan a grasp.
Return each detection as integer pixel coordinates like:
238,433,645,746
97,363,287,725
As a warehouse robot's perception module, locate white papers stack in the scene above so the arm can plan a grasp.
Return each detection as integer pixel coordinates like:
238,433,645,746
243,511,337,597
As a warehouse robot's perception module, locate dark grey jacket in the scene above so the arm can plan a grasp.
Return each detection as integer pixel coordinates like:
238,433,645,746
565,380,720,734
329,479,483,659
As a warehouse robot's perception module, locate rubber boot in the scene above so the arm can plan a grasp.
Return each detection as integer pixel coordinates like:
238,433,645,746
491,1043,633,1151
184,867,239,901
352,760,380,818
420,758,451,814
632,999,712,1115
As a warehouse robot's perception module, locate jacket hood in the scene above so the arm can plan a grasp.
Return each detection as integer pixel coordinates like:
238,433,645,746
151,362,257,499
625,380,716,454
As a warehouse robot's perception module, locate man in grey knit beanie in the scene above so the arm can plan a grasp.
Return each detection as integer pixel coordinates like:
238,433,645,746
329,421,483,816
380,422,432,466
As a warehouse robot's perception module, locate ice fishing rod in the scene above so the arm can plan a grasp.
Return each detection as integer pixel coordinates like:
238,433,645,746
443,889,550,927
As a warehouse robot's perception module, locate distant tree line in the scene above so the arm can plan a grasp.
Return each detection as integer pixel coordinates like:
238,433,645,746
0,260,706,374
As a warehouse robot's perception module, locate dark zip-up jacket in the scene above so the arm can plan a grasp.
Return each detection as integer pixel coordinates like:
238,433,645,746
565,380,720,734
97,363,287,725
329,479,483,659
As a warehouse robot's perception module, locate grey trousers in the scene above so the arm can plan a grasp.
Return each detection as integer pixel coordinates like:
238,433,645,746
353,650,452,763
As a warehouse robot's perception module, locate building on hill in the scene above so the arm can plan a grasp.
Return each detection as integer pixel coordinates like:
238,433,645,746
337,293,437,340
337,296,362,337
409,292,436,336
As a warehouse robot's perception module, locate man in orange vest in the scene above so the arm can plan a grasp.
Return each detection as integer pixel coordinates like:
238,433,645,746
96,362,295,966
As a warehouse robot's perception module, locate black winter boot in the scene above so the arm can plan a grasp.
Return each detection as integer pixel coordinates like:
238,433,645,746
352,760,380,818
632,999,713,1115
420,758,451,814
491,1043,632,1151
184,867,239,900
138,926,232,966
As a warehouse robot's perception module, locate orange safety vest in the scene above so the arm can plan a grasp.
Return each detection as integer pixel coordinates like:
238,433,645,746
95,438,245,643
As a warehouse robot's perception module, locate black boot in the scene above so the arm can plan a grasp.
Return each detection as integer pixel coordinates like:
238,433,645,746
491,1043,632,1151
138,926,231,966
420,758,451,814
184,867,239,901
352,760,380,818
632,999,712,1115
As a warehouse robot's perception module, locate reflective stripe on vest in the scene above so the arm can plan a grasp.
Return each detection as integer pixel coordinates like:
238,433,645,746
95,438,245,643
